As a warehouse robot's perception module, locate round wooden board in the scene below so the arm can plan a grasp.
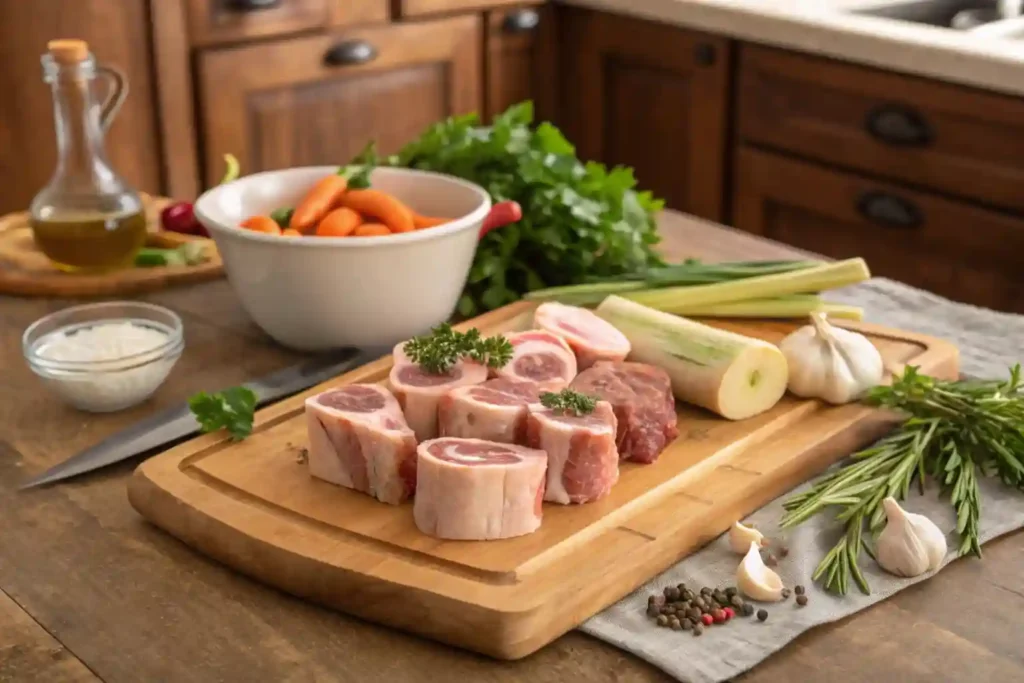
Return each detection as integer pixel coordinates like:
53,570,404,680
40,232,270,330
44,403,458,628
0,194,224,298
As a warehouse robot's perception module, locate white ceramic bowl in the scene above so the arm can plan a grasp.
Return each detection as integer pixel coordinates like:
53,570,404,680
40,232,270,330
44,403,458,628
195,166,493,351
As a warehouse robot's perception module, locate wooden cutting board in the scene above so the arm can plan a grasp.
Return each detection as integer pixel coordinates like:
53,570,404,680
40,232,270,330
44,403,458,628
128,301,959,660
0,194,223,297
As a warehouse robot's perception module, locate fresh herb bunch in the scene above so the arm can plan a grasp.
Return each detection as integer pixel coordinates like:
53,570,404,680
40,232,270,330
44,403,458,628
188,386,258,441
781,364,1024,595
540,389,597,416
350,101,665,316
403,323,512,374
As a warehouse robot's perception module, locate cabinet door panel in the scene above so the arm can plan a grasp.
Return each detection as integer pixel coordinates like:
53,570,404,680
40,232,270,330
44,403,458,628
198,16,482,183
732,146,1024,313
559,7,729,221
484,5,557,121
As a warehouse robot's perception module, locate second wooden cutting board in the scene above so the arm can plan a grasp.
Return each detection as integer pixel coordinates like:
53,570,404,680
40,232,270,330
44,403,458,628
128,301,958,659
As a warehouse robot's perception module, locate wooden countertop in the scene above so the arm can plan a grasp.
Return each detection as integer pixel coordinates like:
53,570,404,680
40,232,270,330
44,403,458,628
2,212,1023,683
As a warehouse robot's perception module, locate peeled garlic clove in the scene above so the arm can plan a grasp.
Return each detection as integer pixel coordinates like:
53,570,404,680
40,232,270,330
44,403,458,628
736,541,784,601
728,520,767,554
876,497,948,578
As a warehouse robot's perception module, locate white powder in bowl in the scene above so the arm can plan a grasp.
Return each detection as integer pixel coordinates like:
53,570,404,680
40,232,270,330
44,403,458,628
32,320,182,412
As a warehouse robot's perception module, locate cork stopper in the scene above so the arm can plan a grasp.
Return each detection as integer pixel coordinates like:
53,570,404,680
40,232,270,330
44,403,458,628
47,39,90,65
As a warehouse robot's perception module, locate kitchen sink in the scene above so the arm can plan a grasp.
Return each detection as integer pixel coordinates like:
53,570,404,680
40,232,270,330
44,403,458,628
854,0,1005,29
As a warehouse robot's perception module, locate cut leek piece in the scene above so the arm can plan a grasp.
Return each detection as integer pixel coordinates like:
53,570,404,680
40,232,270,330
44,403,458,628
675,296,864,321
596,295,789,420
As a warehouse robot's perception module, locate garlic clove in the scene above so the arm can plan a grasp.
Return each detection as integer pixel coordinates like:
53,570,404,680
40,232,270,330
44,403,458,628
876,497,948,578
736,541,785,601
728,520,767,554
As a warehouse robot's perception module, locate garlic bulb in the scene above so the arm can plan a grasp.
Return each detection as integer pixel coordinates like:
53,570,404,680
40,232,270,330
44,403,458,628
779,313,884,405
876,497,947,578
728,520,767,554
736,541,784,601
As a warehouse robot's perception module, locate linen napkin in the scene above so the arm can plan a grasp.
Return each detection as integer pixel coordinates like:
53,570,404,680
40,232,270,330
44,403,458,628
580,277,1024,683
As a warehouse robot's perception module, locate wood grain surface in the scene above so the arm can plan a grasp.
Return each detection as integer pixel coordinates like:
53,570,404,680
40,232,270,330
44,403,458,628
0,196,223,298
128,304,956,659
1,212,1021,682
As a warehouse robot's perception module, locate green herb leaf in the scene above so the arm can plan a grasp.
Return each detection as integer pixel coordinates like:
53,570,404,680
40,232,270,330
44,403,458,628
540,389,597,416
270,207,294,228
402,323,510,375
339,141,379,189
188,386,258,441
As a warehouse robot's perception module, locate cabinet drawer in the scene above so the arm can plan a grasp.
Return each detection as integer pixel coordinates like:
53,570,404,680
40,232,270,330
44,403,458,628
484,4,556,121
398,0,521,18
187,0,387,47
732,146,1024,313
738,45,1024,213
198,16,481,182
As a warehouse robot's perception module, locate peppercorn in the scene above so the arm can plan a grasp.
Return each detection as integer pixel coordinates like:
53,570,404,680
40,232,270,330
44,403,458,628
676,582,687,593
794,585,805,596
700,586,712,596
660,605,673,616
665,586,680,601
657,615,669,627
742,603,755,617
779,546,790,558
682,589,694,601
796,595,808,607
730,595,744,609
682,618,693,631
694,597,706,610
723,607,735,620
688,607,702,621
781,588,792,599
757,609,768,622
725,586,738,598
700,614,714,627
647,604,660,618
693,623,704,636
670,617,681,630
712,609,726,624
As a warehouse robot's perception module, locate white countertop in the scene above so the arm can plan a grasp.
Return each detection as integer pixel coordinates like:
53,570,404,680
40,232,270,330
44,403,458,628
561,0,1024,97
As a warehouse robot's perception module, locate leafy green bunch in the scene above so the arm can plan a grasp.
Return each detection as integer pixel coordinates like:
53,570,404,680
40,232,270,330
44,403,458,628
352,102,665,316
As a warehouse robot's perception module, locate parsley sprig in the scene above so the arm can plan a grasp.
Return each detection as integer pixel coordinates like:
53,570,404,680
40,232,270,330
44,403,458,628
188,386,258,441
540,389,597,416
403,323,512,375
782,364,1024,595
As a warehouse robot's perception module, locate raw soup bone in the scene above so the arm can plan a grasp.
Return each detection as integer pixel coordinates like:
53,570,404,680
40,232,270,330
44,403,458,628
534,302,631,370
389,343,488,442
305,384,418,504
414,438,548,540
493,330,577,391
527,401,619,504
571,361,678,464
438,378,541,444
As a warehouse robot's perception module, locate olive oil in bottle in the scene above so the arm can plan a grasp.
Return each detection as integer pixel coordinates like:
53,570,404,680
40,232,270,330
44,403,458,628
30,39,147,272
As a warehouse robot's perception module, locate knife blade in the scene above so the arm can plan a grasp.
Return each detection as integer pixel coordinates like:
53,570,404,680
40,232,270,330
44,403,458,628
19,346,388,490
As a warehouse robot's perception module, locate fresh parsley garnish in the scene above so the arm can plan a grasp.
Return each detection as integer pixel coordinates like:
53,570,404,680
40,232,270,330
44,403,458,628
188,386,258,441
540,389,597,416
339,141,378,189
403,323,512,375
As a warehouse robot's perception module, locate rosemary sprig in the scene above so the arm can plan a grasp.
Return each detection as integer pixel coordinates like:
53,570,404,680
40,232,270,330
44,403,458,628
540,389,597,416
781,364,1024,595
402,323,512,374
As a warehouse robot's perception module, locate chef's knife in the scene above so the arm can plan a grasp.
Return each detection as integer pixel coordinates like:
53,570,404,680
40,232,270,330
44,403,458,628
19,346,388,490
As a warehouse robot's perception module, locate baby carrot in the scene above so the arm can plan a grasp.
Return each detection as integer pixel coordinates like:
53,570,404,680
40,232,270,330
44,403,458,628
316,207,363,237
412,214,452,230
280,228,302,237
338,189,415,233
240,215,281,235
290,175,348,234
352,223,391,237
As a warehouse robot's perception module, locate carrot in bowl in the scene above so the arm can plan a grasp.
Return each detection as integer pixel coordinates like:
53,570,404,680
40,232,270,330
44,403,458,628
412,214,452,230
290,175,348,233
316,207,363,237
280,228,302,237
240,215,282,235
338,189,415,233
352,223,391,237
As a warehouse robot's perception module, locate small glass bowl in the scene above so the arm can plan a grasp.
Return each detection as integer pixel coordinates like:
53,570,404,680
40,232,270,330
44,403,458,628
23,301,184,413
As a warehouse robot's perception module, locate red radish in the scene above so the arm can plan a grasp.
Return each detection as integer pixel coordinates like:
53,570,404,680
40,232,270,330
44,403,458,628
160,202,207,237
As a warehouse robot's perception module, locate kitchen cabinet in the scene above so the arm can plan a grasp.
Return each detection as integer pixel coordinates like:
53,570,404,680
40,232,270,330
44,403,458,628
0,0,163,215
558,7,730,222
732,147,1024,313
397,0,524,18
185,0,389,47
484,5,557,121
197,15,482,184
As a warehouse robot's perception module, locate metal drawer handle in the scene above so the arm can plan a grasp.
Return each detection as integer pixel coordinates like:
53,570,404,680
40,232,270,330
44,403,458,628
323,41,378,68
503,8,541,33
856,191,922,229
225,0,281,11
865,104,933,147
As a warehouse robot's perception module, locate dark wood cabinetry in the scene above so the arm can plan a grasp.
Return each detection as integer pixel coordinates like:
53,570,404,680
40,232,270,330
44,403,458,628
197,16,481,183
484,5,557,121
558,7,730,221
